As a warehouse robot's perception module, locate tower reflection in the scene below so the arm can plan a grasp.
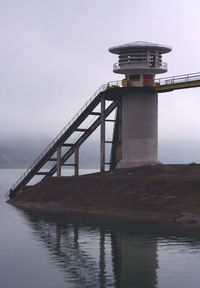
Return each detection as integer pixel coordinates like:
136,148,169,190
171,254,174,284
21,210,162,287
111,233,158,287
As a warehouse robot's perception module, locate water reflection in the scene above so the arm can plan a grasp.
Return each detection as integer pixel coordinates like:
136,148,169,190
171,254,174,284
19,209,200,288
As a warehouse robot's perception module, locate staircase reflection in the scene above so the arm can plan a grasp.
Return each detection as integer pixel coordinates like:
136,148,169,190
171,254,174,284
32,222,103,286
19,210,162,288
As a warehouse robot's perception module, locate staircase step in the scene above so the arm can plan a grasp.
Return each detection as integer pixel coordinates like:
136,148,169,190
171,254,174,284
76,128,89,132
105,119,116,122
90,112,101,116
36,172,49,175
62,143,74,147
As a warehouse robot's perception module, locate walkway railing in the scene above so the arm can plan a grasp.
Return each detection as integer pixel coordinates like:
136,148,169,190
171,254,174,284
155,72,200,86
9,81,122,193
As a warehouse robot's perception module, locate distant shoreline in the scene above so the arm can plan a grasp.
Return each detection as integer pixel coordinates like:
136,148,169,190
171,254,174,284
8,164,200,226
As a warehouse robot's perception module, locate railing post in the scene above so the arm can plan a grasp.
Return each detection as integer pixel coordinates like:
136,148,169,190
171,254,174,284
57,146,61,176
100,95,105,172
75,147,79,176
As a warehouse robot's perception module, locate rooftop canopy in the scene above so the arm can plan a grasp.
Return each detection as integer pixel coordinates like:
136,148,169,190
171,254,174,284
109,41,172,54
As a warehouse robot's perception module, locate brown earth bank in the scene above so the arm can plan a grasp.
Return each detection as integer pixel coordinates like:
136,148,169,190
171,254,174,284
7,164,200,225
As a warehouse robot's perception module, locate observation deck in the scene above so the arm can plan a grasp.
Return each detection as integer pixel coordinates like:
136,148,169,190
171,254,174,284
109,41,172,76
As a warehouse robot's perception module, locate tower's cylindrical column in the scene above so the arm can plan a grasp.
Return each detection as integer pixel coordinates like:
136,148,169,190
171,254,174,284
117,89,158,168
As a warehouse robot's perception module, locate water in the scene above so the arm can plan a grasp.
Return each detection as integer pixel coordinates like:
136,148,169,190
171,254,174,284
1,169,200,288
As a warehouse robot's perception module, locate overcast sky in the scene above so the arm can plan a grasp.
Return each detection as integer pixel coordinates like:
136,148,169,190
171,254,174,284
1,0,200,162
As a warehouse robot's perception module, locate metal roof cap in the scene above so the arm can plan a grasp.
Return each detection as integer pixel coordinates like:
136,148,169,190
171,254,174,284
109,41,172,54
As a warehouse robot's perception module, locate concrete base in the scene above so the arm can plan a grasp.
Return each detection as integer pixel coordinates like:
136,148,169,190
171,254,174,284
117,160,161,169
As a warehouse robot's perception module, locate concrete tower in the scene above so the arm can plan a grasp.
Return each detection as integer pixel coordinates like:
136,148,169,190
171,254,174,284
109,41,171,168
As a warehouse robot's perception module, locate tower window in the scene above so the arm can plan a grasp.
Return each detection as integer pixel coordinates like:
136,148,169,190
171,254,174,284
129,74,140,81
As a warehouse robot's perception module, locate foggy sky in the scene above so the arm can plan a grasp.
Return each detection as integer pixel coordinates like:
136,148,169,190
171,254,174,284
1,0,200,164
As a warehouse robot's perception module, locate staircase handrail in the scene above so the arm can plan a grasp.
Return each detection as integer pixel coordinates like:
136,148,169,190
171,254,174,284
9,80,122,192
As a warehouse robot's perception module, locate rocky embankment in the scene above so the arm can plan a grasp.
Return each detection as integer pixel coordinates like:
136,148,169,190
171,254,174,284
8,164,200,225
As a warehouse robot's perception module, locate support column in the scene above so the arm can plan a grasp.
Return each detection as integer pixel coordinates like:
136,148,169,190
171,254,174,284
117,100,122,162
57,146,61,176
100,96,105,172
75,147,79,176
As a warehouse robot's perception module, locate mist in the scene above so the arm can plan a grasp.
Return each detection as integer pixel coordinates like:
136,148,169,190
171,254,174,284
1,0,200,167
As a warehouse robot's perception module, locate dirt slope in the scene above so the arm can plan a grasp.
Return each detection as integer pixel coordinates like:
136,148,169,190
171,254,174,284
8,164,200,224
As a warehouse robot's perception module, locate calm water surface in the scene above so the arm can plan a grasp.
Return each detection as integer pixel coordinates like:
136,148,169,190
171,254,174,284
1,169,200,288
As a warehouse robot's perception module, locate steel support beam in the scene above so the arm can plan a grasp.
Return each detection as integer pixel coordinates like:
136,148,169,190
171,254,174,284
100,95,105,172
75,147,79,176
109,100,122,170
118,100,122,162
57,146,61,176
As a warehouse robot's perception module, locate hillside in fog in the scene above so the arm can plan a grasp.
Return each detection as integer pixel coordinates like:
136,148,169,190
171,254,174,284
1,137,200,168
0,137,100,169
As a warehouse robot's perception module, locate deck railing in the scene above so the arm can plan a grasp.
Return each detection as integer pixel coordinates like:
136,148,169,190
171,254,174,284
113,61,167,71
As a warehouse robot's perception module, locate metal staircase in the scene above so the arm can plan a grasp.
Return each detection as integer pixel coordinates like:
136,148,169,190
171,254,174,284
9,81,123,198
